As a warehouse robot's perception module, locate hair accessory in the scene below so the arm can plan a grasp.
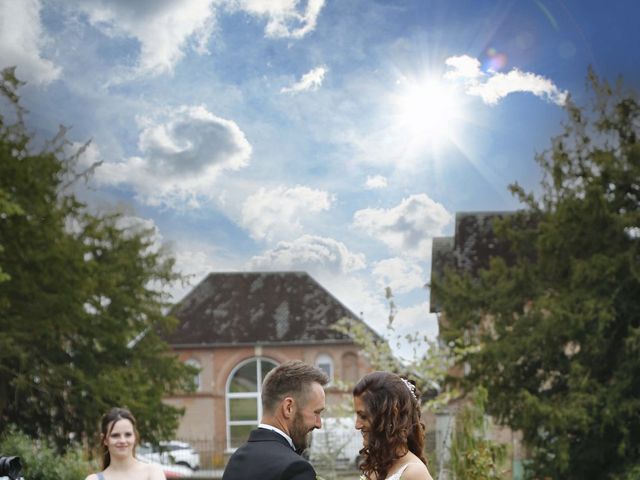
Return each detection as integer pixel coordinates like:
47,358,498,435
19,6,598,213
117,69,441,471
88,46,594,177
401,377,417,401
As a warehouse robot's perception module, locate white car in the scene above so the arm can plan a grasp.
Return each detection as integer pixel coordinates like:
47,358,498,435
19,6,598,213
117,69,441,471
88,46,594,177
138,441,201,471
137,452,193,479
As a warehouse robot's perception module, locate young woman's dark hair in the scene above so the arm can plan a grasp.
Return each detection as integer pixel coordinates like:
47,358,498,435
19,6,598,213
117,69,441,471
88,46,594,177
353,371,427,479
100,407,139,469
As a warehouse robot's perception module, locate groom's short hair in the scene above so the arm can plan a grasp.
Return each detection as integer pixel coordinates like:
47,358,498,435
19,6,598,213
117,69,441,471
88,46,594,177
261,360,329,413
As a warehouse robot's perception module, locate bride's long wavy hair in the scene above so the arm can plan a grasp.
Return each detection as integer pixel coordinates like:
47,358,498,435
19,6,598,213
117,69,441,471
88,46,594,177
353,371,427,479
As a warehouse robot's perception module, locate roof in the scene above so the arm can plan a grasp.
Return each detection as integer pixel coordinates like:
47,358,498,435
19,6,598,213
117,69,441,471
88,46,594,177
430,211,517,313
165,271,369,347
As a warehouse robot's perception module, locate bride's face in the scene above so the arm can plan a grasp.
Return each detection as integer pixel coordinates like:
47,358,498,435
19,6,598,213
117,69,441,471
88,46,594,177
353,395,371,446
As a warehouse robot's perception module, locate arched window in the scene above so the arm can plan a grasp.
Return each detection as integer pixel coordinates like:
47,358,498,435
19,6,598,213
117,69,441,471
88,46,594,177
185,358,201,392
226,357,278,450
315,353,333,383
342,352,358,384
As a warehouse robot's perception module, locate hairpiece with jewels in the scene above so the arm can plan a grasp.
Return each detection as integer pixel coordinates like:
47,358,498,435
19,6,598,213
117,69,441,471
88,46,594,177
401,377,417,400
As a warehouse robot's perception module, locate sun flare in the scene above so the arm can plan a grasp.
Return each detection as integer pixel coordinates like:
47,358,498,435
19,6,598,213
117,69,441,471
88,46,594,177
392,77,465,151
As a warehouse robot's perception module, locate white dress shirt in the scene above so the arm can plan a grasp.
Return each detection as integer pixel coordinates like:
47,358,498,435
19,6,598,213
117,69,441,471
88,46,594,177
258,423,295,450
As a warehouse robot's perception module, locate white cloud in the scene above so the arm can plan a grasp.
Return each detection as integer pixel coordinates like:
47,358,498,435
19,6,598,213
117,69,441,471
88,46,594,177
394,302,433,330
444,54,568,106
170,247,235,302
158,236,249,302
73,0,217,76
94,105,251,207
353,194,452,258
392,303,439,360
0,0,61,85
444,55,482,80
247,235,384,333
73,140,103,171
240,186,332,241
248,234,365,275
365,175,388,190
326,275,387,331
281,66,327,94
372,257,424,294
467,69,568,105
59,1,324,78
116,215,164,251
237,0,326,39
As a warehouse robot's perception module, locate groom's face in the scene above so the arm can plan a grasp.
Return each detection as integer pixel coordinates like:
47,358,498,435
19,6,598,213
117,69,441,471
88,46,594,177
290,382,325,451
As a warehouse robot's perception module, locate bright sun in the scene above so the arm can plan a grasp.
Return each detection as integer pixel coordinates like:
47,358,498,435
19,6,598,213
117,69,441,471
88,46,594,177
391,76,465,152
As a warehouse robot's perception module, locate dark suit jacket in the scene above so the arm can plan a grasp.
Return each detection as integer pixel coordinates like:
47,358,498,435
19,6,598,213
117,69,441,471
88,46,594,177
222,428,316,480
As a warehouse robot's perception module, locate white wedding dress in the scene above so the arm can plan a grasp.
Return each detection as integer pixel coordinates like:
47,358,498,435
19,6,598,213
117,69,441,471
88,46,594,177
385,462,422,480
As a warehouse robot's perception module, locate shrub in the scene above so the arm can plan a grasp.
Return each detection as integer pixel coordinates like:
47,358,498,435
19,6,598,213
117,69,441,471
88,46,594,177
0,429,94,480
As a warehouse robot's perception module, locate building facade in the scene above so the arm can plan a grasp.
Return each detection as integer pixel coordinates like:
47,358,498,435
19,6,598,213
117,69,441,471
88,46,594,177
162,271,375,465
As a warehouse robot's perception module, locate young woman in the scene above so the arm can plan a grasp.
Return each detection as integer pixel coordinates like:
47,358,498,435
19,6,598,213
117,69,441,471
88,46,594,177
353,372,434,480
85,407,166,480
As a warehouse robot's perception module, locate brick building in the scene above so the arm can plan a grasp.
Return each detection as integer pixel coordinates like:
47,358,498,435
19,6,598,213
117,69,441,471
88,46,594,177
162,271,375,464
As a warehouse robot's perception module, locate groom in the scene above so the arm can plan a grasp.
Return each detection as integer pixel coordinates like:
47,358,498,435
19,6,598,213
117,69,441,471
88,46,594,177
222,360,329,480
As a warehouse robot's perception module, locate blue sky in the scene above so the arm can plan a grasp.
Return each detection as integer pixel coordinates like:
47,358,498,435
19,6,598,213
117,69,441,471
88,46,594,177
2,0,638,360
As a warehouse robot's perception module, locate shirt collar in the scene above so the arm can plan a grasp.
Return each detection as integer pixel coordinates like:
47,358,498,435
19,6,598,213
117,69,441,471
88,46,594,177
258,423,295,450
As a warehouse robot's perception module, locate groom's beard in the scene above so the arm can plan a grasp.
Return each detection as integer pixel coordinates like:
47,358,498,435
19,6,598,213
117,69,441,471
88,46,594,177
290,411,312,452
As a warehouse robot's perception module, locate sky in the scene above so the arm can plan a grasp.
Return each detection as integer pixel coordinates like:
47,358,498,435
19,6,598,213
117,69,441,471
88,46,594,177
1,0,639,360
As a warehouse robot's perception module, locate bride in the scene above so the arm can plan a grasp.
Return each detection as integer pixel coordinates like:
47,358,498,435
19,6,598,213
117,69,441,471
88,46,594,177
353,372,434,480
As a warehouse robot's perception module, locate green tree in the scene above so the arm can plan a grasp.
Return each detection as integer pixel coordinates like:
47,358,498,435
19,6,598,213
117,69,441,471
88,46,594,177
0,69,25,285
0,187,23,284
449,387,508,480
336,288,448,403
0,67,196,450
432,70,640,479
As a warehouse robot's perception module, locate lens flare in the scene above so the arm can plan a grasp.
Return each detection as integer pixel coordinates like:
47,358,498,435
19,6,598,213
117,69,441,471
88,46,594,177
484,48,508,72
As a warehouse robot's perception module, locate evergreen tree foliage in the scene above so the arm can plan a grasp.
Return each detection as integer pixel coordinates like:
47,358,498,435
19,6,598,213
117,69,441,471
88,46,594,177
0,67,196,450
432,70,640,479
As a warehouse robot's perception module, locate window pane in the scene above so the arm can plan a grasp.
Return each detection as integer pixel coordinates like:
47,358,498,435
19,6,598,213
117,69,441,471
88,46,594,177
318,362,331,378
230,361,258,392
316,354,333,382
229,424,255,448
229,398,258,421
261,359,277,385
186,359,201,391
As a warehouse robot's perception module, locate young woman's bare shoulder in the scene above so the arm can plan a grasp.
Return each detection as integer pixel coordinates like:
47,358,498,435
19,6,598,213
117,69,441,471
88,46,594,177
145,462,166,480
84,474,98,480
402,462,433,480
